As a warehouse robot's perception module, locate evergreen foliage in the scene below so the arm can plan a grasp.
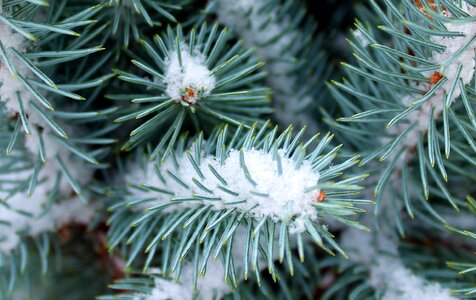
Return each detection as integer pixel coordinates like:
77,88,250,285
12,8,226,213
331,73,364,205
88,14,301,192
0,0,474,299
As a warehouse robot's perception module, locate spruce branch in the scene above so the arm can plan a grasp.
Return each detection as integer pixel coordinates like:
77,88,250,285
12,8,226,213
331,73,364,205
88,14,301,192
101,234,331,299
0,2,116,295
113,23,271,159
330,0,476,225
1,0,474,298
107,123,370,287
340,226,459,300
0,0,114,190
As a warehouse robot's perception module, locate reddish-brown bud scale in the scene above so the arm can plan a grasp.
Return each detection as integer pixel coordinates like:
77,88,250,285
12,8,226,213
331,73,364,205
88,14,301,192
316,191,326,202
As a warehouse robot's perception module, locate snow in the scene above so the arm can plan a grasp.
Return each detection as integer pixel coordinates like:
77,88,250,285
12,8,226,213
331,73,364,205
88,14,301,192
352,29,371,48
23,125,93,185
430,2,476,102
384,2,476,161
164,44,215,105
0,22,30,117
0,90,94,254
139,274,193,300
136,262,231,300
0,101,95,253
133,228,258,300
340,189,456,300
0,23,28,64
385,93,443,160
0,16,97,254
0,20,60,147
371,255,457,300
0,161,96,253
126,148,321,233
0,126,96,252
341,227,457,300
0,163,95,253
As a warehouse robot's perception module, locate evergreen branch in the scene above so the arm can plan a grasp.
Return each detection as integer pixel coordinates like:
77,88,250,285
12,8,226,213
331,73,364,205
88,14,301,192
108,123,370,286
115,23,271,159
330,0,476,225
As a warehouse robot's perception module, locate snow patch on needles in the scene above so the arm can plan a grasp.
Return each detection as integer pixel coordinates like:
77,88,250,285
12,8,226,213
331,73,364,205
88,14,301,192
164,44,215,105
352,29,371,48
371,257,457,300
0,164,95,253
0,23,30,115
126,149,320,233
384,93,443,156
23,127,93,187
0,125,95,253
383,3,476,161
0,196,95,253
430,3,476,102
341,228,456,300
0,19,95,252
135,262,231,300
134,230,255,299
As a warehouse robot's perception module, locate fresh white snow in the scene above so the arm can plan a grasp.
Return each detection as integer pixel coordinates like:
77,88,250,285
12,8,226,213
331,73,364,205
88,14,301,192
341,227,456,300
126,148,321,233
164,44,215,105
